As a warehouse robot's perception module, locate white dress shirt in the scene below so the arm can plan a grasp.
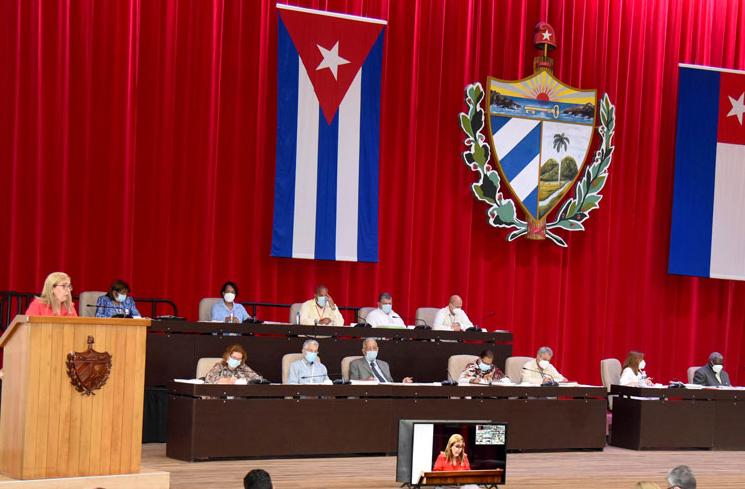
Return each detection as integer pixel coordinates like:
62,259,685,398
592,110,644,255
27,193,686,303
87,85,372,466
619,367,648,386
432,307,473,331
365,308,406,328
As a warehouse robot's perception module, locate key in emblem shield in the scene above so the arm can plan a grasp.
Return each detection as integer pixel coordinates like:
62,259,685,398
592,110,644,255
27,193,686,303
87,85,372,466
486,71,596,238
66,335,112,396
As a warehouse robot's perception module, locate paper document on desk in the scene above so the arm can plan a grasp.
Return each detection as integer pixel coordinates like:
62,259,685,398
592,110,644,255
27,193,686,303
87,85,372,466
350,380,380,385
174,379,205,384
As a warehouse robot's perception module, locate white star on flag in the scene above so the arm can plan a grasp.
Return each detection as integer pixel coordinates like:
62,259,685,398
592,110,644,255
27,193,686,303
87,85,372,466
316,41,350,80
727,92,745,125
541,30,552,41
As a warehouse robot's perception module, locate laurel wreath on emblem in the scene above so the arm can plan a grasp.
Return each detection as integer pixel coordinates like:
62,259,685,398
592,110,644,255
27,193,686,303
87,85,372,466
459,82,616,247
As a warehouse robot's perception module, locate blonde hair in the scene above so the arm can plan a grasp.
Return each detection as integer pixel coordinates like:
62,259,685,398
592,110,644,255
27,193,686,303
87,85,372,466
38,272,74,315
633,483,660,489
442,434,466,465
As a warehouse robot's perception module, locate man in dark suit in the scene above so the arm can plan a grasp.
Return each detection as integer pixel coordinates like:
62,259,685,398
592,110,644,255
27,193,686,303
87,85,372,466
693,352,731,387
349,338,412,383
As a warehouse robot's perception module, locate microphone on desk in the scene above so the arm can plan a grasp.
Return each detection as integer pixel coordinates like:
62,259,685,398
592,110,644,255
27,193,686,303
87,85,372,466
300,372,349,384
414,318,431,330
522,367,559,387
86,304,133,318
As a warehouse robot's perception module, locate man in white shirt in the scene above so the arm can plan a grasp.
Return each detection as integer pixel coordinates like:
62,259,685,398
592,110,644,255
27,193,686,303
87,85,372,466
521,346,567,385
364,292,406,328
432,295,474,331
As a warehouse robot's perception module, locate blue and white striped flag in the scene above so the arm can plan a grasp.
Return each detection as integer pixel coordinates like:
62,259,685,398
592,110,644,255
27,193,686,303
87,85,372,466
271,5,386,262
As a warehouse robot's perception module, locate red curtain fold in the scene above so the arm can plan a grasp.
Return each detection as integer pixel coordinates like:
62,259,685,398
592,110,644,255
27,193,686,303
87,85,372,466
2,0,745,384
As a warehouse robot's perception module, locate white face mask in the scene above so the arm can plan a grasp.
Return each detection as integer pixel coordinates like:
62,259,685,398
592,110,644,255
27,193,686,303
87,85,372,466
115,293,127,303
712,364,723,374
538,359,550,369
223,292,236,303
316,296,328,307
451,307,462,314
638,360,646,370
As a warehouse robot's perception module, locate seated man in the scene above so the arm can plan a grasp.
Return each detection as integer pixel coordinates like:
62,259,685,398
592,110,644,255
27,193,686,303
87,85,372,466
458,349,506,384
287,339,330,384
693,352,731,387
298,285,344,326
365,292,406,328
349,338,413,383
433,295,474,331
521,346,567,384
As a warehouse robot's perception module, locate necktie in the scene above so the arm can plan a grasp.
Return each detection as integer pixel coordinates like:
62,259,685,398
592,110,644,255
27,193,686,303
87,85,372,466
370,362,387,382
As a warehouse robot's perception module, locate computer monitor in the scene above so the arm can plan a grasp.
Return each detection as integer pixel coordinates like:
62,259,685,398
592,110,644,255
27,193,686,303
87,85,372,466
396,419,508,485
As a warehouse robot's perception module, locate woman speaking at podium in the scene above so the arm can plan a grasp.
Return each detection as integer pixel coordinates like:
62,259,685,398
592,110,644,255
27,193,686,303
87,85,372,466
433,434,471,471
25,271,78,317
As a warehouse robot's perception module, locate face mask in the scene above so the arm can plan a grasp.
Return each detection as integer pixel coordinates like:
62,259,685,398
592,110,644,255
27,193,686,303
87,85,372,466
451,307,462,314
479,361,492,372
712,364,723,373
381,304,392,314
316,296,327,307
638,360,646,370
115,293,127,303
227,357,241,369
304,351,318,363
365,350,378,362
223,292,236,303
538,360,550,369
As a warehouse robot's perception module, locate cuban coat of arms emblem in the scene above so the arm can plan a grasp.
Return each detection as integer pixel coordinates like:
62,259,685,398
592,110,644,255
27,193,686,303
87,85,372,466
460,22,616,247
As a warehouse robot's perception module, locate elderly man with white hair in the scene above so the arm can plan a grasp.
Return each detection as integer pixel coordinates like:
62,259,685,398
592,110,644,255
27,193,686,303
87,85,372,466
521,346,567,385
348,338,413,383
667,465,696,489
287,339,330,384
432,295,474,331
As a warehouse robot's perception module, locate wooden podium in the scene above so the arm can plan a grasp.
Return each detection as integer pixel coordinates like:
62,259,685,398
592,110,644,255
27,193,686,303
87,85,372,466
419,469,504,487
0,315,150,480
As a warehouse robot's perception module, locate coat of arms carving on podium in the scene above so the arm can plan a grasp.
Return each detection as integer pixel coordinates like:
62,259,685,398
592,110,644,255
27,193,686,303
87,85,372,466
66,335,112,396
459,22,616,247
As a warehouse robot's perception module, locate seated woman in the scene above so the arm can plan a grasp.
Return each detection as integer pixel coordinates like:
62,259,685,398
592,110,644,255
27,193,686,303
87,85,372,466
95,279,141,318
433,434,471,471
620,350,652,387
458,349,506,384
210,281,251,323
204,344,263,384
25,272,78,317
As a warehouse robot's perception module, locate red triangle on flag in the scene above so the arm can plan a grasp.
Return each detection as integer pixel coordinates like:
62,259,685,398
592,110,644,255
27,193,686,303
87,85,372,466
279,6,385,124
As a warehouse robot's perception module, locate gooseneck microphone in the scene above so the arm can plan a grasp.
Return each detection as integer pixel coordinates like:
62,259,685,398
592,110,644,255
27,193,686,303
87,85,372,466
522,367,559,386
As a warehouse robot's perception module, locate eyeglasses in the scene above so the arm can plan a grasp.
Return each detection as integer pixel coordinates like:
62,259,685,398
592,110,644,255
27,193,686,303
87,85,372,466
453,444,464,448
55,284,73,290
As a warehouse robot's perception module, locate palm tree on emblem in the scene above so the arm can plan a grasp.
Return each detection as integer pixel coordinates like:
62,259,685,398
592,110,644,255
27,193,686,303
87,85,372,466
552,133,570,183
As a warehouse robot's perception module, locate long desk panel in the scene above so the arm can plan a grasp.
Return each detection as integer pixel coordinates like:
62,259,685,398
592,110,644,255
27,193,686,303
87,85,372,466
146,321,513,386
166,383,607,460
609,385,745,450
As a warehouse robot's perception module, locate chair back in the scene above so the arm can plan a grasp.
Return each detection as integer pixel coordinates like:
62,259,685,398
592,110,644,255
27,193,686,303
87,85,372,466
341,356,364,381
199,298,222,322
415,307,439,328
600,358,622,390
505,356,533,384
447,354,478,382
357,307,375,324
196,357,222,379
282,353,307,383
78,291,106,317
687,366,702,384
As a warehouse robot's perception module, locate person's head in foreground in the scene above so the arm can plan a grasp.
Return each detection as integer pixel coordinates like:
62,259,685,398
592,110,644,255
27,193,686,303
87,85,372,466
633,482,660,489
244,469,273,489
667,465,696,489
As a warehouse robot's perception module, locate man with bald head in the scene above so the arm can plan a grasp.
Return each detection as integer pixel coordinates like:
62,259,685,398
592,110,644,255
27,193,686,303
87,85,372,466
432,295,474,331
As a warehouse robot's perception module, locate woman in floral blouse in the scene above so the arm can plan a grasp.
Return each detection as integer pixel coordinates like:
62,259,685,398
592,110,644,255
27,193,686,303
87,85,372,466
204,344,263,384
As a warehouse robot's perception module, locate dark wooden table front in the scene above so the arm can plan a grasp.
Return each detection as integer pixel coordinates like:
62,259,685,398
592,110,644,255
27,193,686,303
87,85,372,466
609,385,745,450
146,321,514,386
166,383,607,461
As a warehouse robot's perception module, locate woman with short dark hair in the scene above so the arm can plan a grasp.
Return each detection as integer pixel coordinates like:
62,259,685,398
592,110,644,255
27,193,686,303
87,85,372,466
95,279,141,318
210,281,251,323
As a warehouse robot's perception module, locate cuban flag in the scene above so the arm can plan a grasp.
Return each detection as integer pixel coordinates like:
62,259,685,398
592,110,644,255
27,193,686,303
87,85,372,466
669,64,745,280
271,4,386,262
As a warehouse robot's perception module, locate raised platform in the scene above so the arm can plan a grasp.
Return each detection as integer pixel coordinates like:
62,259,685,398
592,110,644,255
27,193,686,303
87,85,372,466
0,468,169,488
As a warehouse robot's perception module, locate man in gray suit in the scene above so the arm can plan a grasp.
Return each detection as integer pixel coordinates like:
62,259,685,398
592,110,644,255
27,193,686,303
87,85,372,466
349,338,413,383
693,352,731,387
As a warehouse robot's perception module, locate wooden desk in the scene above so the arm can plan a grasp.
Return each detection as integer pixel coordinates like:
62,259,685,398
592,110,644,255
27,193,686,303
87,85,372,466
166,383,607,460
609,385,745,450
146,321,513,386
420,469,503,486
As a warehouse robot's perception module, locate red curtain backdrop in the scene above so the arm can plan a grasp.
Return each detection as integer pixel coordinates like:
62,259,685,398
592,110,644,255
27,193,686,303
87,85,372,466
2,0,745,384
